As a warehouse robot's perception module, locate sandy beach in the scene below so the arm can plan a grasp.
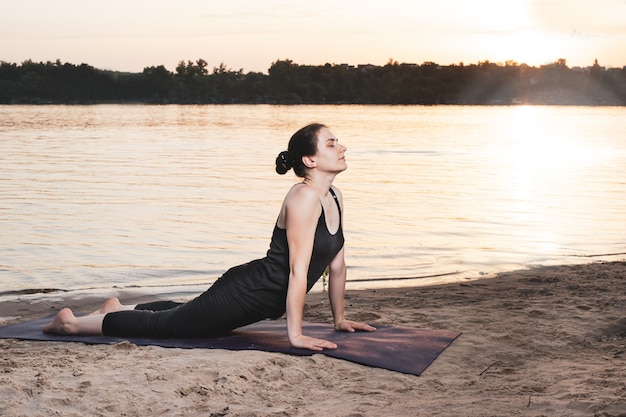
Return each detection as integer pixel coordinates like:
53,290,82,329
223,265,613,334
1,261,624,416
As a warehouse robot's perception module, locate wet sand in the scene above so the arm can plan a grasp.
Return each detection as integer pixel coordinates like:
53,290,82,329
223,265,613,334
1,261,625,416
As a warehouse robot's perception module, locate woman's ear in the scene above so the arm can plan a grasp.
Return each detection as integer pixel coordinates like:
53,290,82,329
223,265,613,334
302,155,317,168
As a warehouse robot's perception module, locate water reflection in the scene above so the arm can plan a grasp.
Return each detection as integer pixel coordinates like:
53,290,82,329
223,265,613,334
0,105,625,297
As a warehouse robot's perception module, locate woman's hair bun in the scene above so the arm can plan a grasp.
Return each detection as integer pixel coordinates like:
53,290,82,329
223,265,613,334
275,151,292,175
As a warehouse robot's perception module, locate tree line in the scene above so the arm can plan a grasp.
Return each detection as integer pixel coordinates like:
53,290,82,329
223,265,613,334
1,58,624,105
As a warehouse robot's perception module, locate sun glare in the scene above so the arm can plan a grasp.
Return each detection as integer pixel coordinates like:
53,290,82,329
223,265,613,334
465,0,574,66
478,28,571,66
511,106,588,171
495,106,591,257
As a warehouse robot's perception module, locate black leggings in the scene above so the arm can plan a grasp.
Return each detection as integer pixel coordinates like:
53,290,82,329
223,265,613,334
101,277,267,338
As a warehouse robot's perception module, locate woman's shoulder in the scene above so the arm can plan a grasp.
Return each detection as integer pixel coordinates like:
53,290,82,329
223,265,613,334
286,183,320,207
277,183,322,229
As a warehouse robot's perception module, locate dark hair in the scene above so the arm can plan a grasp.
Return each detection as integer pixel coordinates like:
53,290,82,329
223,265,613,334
275,123,326,177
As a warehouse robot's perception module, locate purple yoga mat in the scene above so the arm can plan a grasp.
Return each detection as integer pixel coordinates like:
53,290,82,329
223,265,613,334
0,317,460,376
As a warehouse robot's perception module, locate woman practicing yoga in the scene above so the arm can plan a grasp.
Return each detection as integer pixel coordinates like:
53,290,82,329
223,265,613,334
44,123,375,351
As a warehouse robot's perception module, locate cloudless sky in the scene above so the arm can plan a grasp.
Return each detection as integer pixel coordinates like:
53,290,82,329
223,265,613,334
2,0,625,73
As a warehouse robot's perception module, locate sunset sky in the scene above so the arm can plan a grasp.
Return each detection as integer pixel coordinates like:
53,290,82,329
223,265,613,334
2,0,625,73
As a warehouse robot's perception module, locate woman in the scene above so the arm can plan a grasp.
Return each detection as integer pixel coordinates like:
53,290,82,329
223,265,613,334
44,123,375,351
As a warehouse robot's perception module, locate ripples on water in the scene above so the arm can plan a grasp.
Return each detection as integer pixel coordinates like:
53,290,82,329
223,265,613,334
1,105,625,300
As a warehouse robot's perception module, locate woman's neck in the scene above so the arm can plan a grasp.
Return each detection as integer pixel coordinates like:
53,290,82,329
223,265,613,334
302,174,335,197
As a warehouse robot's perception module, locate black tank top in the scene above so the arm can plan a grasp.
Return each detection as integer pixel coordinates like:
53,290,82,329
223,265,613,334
266,187,344,292
221,187,345,319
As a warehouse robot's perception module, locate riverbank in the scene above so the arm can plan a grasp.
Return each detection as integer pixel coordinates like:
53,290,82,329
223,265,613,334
1,261,624,416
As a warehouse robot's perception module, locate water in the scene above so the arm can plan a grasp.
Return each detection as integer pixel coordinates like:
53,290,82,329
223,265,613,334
1,104,625,301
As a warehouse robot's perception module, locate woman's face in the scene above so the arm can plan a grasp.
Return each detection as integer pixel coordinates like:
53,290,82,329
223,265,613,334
311,127,347,174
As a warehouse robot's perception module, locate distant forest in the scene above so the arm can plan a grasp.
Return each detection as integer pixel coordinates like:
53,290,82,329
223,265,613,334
1,58,625,105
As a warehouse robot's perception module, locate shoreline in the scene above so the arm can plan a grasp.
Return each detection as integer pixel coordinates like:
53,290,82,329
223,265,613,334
1,261,624,416
4,254,623,307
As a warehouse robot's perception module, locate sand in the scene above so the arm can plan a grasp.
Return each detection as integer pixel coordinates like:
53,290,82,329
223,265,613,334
0,261,624,417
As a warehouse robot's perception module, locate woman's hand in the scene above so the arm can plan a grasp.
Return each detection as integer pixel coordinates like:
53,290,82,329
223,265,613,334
289,334,337,351
335,319,376,333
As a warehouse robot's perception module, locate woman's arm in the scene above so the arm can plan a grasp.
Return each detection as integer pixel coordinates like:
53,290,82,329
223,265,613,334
284,185,338,351
328,247,376,333
327,188,376,333
328,246,347,326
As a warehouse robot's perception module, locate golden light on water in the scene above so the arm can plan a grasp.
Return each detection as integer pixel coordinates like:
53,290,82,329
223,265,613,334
511,106,591,173
499,105,612,257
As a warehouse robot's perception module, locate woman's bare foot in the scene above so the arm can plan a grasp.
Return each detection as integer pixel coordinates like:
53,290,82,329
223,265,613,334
43,308,105,336
88,297,125,316
43,308,77,335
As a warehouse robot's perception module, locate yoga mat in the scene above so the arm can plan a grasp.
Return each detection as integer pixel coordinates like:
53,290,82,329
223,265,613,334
0,317,461,376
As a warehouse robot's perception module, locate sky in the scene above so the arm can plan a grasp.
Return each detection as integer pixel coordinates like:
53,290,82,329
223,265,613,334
2,0,625,73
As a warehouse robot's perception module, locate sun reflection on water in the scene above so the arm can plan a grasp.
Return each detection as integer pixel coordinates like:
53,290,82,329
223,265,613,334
493,105,620,258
